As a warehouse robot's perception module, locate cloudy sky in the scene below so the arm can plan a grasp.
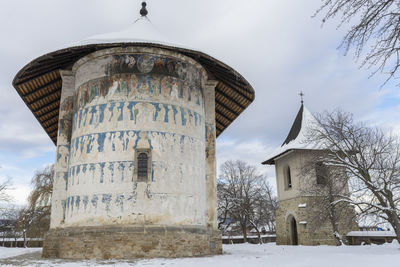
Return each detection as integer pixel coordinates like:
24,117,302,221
0,0,399,205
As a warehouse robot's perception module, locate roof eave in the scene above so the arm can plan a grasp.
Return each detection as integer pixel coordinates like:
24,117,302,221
13,42,255,145
262,149,296,165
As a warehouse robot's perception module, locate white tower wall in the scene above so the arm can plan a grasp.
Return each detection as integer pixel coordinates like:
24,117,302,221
54,47,208,228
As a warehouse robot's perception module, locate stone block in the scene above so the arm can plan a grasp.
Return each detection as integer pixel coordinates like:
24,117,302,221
43,225,222,259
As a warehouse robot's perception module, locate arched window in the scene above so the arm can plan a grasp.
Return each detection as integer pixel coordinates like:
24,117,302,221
138,153,148,180
315,161,327,185
286,166,292,189
135,149,151,182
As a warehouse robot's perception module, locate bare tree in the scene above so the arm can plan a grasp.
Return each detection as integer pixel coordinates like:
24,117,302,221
247,181,277,243
264,183,278,233
316,0,400,85
0,177,12,204
217,182,234,234
29,165,53,209
17,165,53,239
301,157,357,245
0,205,21,247
217,160,276,243
305,110,400,243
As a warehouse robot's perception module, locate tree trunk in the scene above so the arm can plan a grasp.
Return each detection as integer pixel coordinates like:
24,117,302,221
23,230,27,248
389,213,400,245
242,223,247,243
255,228,262,244
249,220,262,244
394,228,400,245
329,202,343,246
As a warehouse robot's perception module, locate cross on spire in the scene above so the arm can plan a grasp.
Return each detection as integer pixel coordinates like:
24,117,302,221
299,91,304,105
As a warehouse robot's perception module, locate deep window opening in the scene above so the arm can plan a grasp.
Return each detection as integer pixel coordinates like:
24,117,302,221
315,162,327,185
136,149,151,182
286,166,292,189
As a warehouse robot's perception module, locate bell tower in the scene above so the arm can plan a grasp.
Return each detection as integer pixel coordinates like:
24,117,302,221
262,104,357,245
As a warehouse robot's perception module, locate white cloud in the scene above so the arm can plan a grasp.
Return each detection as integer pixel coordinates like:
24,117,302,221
6,184,31,206
217,138,277,189
0,0,398,200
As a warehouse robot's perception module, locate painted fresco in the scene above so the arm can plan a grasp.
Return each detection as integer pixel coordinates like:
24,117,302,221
69,130,202,163
58,96,74,140
71,101,203,134
61,51,206,227
105,54,201,85
74,54,204,111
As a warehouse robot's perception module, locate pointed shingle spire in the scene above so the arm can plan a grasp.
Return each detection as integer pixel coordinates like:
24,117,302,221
281,104,304,146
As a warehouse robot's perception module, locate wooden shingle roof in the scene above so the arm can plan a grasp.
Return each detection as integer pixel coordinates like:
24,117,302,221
13,43,254,145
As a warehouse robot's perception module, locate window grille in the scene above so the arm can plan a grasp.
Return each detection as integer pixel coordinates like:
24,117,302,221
135,149,151,182
138,153,148,180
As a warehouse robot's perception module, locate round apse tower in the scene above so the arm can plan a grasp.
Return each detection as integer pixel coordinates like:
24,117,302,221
68,47,207,228
12,3,255,260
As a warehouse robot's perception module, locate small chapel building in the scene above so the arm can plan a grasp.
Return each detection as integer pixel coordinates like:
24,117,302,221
262,104,357,245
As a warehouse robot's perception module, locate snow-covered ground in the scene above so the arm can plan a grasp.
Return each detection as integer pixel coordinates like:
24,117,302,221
0,247,40,260
0,242,399,267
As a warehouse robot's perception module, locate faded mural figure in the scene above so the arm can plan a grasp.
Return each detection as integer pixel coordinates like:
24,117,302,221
137,55,155,73
59,116,72,141
158,104,166,123
107,79,119,98
125,55,136,68
176,62,187,80
61,96,74,112
57,146,69,169
115,132,124,152
171,79,179,100
129,74,139,98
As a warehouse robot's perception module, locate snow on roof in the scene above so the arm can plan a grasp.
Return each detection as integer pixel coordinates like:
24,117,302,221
72,17,190,50
347,231,396,237
262,104,323,165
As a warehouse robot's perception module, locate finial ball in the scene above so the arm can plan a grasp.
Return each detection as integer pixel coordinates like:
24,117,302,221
140,1,148,16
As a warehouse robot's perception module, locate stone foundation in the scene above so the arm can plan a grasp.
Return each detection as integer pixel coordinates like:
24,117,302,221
276,197,357,246
42,225,222,259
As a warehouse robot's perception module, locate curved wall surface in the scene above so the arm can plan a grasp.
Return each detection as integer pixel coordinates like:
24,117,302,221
62,47,207,227
44,47,222,259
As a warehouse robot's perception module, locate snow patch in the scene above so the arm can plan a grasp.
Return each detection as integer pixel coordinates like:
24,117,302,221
0,247,40,259
347,231,396,237
71,17,193,51
1,243,400,267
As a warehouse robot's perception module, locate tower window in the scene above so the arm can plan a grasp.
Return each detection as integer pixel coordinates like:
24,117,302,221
135,149,151,182
138,153,148,179
285,166,292,190
315,162,327,185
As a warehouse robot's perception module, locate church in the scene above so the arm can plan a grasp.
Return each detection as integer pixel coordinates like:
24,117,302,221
262,103,357,245
12,2,254,259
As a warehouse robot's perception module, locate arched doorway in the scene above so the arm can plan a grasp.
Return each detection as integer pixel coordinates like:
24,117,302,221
288,215,298,245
